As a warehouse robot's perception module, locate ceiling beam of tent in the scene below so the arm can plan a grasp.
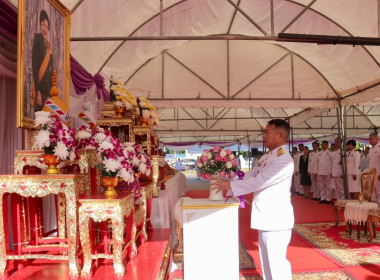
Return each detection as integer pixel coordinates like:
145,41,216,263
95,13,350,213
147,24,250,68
156,128,372,136
291,53,295,99
227,0,241,34
352,106,377,129
200,108,213,119
225,0,269,37
341,80,380,101
270,0,274,36
94,0,187,74
286,0,380,67
208,109,232,130
182,109,207,130
281,0,317,33
165,52,226,98
231,53,290,99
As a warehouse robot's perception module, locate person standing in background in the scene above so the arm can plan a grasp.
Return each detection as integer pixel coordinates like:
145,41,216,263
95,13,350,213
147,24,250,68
292,147,301,195
369,133,380,206
346,139,361,199
317,141,332,204
299,146,312,199
308,142,320,201
331,138,344,200
360,146,370,171
31,10,54,112
175,158,183,172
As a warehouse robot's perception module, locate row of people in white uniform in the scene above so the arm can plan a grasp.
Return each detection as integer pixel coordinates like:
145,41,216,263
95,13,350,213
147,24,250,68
293,135,380,206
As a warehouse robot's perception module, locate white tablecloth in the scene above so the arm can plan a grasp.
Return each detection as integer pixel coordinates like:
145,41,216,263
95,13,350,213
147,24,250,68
151,172,187,229
344,201,378,224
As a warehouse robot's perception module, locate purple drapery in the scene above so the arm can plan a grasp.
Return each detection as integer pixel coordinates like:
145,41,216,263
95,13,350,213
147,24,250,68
70,56,110,101
0,0,17,39
160,141,237,148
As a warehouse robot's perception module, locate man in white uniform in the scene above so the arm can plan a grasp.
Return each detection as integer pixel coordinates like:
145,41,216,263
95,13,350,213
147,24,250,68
331,138,344,200
211,119,294,280
308,142,320,201
368,133,380,206
360,146,370,171
317,140,332,204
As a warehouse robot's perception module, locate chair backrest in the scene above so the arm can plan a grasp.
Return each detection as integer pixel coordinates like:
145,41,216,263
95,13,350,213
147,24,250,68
360,168,377,201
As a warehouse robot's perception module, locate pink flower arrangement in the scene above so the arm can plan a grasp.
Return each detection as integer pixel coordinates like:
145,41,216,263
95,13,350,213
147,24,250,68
76,125,143,197
196,146,239,180
34,111,78,161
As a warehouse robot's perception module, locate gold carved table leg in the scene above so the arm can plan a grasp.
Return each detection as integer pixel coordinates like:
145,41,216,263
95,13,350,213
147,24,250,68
79,208,92,278
57,193,66,238
111,209,125,277
0,193,7,277
66,192,79,278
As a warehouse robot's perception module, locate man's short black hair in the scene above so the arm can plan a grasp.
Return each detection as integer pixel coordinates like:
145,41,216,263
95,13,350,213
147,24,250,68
40,10,50,30
322,140,328,145
312,141,319,146
267,119,290,139
347,139,356,147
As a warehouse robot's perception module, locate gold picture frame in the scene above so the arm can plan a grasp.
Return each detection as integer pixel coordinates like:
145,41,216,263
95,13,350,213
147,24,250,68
17,0,71,129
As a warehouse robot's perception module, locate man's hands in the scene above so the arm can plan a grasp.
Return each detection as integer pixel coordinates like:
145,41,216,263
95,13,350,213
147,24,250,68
210,178,231,193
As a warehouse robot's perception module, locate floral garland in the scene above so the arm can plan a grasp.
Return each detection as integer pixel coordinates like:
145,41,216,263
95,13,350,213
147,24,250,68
34,111,78,161
196,146,239,180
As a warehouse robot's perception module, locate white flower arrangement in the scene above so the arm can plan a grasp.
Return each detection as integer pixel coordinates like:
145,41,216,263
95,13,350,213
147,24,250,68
34,111,78,161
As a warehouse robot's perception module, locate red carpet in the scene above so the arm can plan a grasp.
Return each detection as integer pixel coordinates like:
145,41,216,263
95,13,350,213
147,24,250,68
183,190,380,280
4,229,171,280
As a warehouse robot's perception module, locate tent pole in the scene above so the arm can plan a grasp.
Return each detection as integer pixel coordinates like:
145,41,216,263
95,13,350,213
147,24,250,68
338,105,349,199
247,133,251,170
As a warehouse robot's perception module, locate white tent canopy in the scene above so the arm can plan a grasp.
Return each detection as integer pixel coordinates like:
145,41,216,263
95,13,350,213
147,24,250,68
16,0,380,143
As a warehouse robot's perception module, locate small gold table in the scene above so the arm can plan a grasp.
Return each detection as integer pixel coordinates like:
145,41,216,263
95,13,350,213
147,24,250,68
0,174,87,278
79,192,135,278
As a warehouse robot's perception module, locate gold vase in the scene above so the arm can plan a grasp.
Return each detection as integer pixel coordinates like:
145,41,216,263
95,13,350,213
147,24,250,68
102,176,119,197
43,154,60,174
139,117,148,126
114,107,124,118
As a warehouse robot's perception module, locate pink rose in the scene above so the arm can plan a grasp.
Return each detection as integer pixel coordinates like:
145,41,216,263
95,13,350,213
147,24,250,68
223,156,229,163
226,149,232,155
232,159,238,166
201,156,209,162
203,173,211,180
229,171,236,178
213,146,221,153
219,171,227,178
215,155,222,162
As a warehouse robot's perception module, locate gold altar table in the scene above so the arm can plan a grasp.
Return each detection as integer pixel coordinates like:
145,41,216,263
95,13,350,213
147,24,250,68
0,174,88,278
79,192,135,278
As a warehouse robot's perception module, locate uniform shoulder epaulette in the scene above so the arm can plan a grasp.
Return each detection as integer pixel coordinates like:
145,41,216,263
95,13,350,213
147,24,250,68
277,148,284,156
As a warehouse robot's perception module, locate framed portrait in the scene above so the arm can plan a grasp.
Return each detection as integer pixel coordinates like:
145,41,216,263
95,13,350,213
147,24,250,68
17,0,71,128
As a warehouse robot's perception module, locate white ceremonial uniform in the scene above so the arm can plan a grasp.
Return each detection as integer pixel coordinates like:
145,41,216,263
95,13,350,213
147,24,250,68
346,150,360,193
230,145,294,280
360,153,369,171
308,150,319,199
369,144,380,206
331,149,344,200
293,152,301,194
317,149,332,202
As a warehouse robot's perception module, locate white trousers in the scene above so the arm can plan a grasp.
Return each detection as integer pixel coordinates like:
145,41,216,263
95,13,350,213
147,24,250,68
318,175,332,201
258,229,292,280
293,173,301,193
310,173,319,198
333,177,344,200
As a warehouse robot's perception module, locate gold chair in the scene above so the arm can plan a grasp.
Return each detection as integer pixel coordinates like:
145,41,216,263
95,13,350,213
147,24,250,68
367,208,380,242
333,168,376,227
